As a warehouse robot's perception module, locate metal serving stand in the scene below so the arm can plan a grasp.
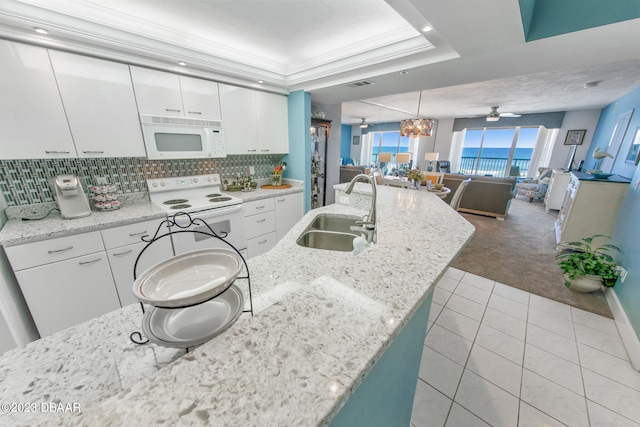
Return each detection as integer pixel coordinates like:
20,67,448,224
129,212,253,348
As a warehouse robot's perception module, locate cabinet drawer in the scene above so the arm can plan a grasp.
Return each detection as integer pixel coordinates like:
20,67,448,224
243,198,275,216
5,231,104,271
101,218,168,249
245,211,276,239
246,232,277,259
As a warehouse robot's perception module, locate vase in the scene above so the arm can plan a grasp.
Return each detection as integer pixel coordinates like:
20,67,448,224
566,274,602,292
412,179,421,190
271,174,282,187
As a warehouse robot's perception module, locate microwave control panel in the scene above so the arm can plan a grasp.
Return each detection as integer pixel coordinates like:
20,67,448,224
209,129,226,158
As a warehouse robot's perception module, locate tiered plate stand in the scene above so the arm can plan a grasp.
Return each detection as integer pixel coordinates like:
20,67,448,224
129,212,253,350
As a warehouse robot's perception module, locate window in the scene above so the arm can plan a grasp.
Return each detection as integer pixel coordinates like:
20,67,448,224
370,131,412,174
459,127,539,177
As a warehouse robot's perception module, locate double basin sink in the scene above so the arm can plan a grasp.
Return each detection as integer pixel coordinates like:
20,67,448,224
296,213,362,252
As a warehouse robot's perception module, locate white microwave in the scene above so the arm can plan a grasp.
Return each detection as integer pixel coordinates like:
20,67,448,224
140,114,226,160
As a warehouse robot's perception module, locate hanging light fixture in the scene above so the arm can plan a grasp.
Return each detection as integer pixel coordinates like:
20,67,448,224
359,118,368,128
400,91,434,137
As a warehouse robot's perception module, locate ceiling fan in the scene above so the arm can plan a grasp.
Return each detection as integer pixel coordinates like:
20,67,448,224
485,106,522,121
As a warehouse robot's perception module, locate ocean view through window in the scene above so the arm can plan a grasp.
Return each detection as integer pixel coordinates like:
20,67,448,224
460,127,539,177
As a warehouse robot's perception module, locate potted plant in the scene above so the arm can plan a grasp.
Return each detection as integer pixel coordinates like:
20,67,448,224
556,234,620,292
407,169,424,189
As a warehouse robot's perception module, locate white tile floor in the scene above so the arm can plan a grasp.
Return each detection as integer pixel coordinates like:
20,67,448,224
412,268,640,427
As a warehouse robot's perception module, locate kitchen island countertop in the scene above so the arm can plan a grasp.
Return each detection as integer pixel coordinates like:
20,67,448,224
0,183,473,426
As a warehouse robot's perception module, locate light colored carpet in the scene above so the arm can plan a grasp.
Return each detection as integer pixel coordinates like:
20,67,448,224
450,197,612,318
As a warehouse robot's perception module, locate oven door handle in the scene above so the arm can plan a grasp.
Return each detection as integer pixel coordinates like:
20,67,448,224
185,203,244,219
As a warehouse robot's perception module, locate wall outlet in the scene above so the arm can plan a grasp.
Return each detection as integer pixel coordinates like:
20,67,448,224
618,266,628,283
249,166,255,175
634,178,640,190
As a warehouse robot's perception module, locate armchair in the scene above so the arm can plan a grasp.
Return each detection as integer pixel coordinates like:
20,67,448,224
515,168,553,202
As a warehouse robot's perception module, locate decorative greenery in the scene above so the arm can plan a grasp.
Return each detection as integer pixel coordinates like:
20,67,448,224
407,169,424,182
556,234,620,288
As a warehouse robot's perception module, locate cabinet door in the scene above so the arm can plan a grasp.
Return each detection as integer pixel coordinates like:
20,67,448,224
130,66,184,116
275,192,303,241
15,253,120,337
0,41,76,159
49,51,146,158
180,76,222,120
256,91,289,154
247,232,277,259
219,84,258,154
107,239,173,307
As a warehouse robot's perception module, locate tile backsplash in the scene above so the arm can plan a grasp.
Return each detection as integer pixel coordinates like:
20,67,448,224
0,155,281,206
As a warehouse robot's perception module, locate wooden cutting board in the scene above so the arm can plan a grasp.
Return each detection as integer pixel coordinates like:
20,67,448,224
261,184,292,189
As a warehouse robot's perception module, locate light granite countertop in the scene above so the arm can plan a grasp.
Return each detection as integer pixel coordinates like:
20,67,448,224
0,183,474,426
0,180,303,247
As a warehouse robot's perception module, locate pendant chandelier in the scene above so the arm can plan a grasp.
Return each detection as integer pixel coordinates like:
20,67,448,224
400,91,434,137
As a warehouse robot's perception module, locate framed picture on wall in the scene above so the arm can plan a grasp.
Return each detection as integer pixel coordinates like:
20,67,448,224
564,129,586,145
352,135,360,145
626,126,640,164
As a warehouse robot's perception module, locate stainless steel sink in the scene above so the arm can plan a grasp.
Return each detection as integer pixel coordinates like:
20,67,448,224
309,214,362,234
296,230,357,252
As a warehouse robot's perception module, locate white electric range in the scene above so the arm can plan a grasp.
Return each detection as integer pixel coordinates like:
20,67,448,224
147,174,246,255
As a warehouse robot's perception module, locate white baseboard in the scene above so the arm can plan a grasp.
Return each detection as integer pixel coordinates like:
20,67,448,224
605,288,640,371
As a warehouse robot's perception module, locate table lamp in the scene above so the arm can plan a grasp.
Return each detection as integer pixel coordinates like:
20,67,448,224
395,153,411,165
424,152,439,171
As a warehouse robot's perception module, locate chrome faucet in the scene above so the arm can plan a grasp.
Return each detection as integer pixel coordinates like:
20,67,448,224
345,174,377,244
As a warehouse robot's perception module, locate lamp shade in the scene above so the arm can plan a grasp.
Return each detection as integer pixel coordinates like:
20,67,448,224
395,153,411,164
424,152,439,162
378,152,392,162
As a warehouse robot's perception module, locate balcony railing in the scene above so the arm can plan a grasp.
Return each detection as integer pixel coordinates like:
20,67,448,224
458,157,531,177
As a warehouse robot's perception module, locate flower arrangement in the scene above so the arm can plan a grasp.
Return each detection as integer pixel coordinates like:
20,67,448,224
271,161,287,186
407,169,424,182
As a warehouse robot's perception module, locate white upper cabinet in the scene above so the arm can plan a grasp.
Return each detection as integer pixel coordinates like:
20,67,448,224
220,84,259,154
255,91,289,154
0,40,76,159
180,76,222,120
220,83,289,155
130,66,221,120
49,51,146,158
130,66,184,116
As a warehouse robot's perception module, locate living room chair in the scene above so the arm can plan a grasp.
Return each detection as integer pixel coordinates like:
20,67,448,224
450,178,472,211
515,167,553,202
436,161,450,173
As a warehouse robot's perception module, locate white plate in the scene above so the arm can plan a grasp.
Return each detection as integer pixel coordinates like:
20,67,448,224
141,284,244,348
133,248,243,308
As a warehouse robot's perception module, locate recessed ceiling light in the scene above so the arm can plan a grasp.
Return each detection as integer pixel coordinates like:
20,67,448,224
177,61,186,66
257,80,264,84
584,80,603,88
421,25,433,32
33,27,48,34
400,70,409,75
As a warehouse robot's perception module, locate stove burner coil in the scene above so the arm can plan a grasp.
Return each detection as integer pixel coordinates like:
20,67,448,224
205,193,222,198
209,197,232,203
169,204,192,210
163,199,189,205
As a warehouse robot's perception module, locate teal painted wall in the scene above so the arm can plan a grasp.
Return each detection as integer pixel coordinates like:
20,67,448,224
521,0,640,41
599,86,640,340
340,124,352,162
287,90,312,212
329,290,432,427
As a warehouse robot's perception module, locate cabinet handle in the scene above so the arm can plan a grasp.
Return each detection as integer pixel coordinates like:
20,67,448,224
79,257,102,266
165,108,181,113
113,249,133,257
187,111,202,115
277,198,285,203
257,218,266,223
258,239,267,244
48,246,73,254
45,150,70,154
255,205,266,209
260,149,270,152
128,231,148,237
247,149,258,152
82,150,105,154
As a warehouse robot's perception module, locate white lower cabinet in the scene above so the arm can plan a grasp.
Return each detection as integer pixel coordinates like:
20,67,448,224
14,252,120,337
275,192,303,240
